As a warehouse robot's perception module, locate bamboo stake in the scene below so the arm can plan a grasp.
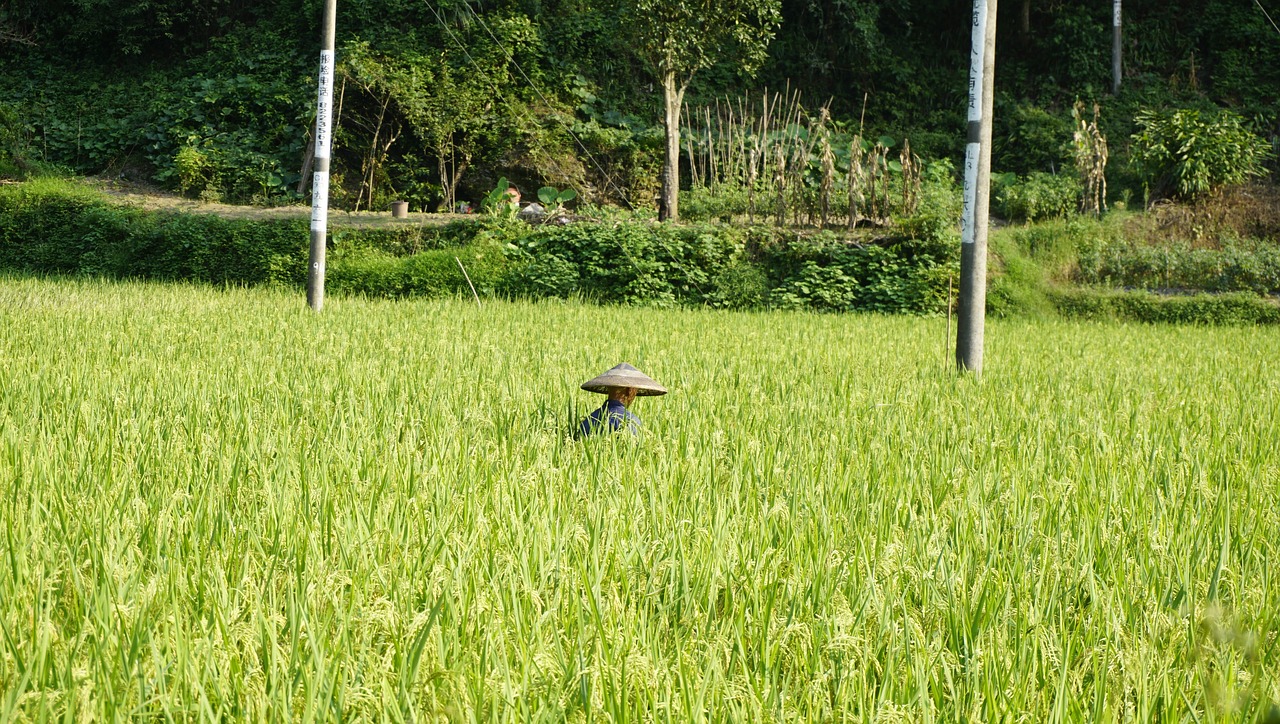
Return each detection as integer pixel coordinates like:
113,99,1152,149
946,275,953,370
456,257,481,308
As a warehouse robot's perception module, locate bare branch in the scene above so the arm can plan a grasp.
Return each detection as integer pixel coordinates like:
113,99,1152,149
0,24,36,46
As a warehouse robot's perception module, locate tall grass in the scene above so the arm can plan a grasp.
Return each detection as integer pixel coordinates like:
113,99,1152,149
1,276,1278,721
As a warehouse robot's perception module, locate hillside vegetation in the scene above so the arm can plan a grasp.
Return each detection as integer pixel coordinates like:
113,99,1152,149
2,0,1278,212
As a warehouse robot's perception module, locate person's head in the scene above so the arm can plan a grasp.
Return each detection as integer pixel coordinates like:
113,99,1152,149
607,387,638,407
505,186,521,205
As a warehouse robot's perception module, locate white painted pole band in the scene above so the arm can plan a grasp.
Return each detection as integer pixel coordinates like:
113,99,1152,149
310,171,329,232
967,0,987,124
961,0,988,244
1112,0,1123,93
315,50,334,161
962,142,980,243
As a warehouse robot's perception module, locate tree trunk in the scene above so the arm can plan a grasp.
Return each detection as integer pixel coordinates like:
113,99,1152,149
660,71,685,221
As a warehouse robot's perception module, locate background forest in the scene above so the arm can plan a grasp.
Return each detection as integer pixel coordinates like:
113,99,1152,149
2,0,1278,213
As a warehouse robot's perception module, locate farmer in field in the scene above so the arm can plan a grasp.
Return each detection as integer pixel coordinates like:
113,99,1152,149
577,363,667,437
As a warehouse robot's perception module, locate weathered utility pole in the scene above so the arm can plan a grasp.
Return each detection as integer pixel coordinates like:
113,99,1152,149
307,0,337,311
956,0,997,374
1112,0,1123,94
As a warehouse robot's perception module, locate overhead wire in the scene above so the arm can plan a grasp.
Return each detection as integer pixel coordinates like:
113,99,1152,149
1255,0,1280,36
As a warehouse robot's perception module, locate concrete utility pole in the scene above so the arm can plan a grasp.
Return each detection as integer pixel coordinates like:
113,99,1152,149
1112,0,1123,94
307,0,337,311
956,0,997,374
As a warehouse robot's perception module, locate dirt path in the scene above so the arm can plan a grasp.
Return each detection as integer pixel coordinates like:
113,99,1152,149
90,178,458,229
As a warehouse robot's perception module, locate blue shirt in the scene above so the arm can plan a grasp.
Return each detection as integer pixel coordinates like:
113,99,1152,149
577,399,641,437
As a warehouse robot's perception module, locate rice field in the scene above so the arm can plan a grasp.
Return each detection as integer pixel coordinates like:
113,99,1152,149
1,275,1278,722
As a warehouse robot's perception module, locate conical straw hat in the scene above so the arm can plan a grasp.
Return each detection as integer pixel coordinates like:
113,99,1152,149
580,363,668,396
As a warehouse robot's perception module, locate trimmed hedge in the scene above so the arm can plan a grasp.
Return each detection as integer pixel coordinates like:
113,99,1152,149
502,222,746,306
1075,236,1280,296
501,223,959,313
326,244,510,300
0,181,962,315
0,181,517,297
0,179,308,286
1050,289,1280,325
6,180,1276,325
333,221,490,256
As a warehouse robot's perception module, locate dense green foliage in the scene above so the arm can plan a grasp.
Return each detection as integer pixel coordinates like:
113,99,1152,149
983,214,1280,323
5,180,1279,324
326,243,511,299
1050,288,1280,325
2,0,1276,207
0,179,309,284
1077,236,1280,295
992,172,1083,223
3,277,1279,719
989,213,1280,298
1131,107,1274,200
0,180,957,315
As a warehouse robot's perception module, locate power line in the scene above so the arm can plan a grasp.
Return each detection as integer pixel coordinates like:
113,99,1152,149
1256,0,1280,36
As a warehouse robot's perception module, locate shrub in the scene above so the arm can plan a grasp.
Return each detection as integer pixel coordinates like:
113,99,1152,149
334,223,474,256
326,248,407,298
404,245,507,298
0,102,39,179
1075,236,1280,295
0,179,308,284
986,230,1056,319
758,229,958,315
993,172,1083,222
1130,108,1273,201
681,185,752,222
1050,289,1280,325
500,222,744,307
985,216,1135,318
996,103,1071,175
326,243,511,300
1122,184,1280,247
36,179,1277,324
896,159,961,247
503,253,580,299
706,260,769,310
772,260,859,311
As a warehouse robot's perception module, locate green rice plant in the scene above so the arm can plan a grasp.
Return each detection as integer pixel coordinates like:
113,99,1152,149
0,276,1278,721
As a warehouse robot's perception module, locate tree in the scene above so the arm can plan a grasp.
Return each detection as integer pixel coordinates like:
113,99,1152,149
625,0,781,220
